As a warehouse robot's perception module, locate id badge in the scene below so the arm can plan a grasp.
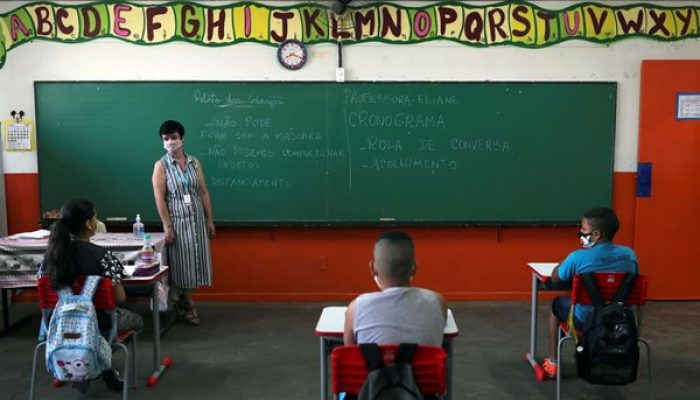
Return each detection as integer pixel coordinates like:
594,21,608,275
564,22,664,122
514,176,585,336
183,194,192,206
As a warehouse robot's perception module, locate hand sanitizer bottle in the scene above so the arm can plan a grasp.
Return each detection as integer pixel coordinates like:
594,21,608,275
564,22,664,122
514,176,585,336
133,214,145,239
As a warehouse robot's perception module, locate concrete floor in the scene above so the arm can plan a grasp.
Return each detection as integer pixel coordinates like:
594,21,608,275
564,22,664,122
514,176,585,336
1,300,698,399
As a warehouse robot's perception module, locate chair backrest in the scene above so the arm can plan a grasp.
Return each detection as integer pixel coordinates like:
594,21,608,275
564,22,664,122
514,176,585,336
331,344,446,396
571,273,648,306
37,276,116,311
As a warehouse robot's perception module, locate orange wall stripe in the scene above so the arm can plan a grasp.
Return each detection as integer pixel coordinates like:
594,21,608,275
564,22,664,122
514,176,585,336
4,173,40,234
5,171,638,300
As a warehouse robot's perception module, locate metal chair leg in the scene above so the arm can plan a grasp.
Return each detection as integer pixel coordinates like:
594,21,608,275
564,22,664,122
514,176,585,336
112,342,129,400
639,338,653,400
122,345,129,400
130,334,138,388
29,341,46,400
556,333,572,400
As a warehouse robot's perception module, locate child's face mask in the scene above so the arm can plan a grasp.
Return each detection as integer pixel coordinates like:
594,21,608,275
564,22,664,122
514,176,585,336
579,231,595,248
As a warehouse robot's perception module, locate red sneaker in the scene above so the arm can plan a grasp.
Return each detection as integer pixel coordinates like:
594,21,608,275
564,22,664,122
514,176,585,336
543,358,558,379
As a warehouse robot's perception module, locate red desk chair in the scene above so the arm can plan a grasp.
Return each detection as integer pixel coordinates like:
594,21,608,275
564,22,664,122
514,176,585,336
29,276,138,400
331,344,447,399
556,273,652,400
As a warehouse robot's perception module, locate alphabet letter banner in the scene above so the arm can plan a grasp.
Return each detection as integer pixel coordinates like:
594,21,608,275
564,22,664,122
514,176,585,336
0,1,698,69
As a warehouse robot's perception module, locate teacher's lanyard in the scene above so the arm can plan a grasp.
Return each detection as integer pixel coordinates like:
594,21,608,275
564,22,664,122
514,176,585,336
173,159,192,206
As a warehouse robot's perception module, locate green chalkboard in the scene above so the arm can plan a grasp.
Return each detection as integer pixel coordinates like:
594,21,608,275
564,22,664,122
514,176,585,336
35,81,615,224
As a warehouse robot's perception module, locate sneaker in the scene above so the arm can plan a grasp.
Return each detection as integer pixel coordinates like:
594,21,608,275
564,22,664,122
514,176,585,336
543,358,558,379
102,369,124,392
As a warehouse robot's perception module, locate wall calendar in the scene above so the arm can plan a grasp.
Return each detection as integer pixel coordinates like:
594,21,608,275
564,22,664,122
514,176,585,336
2,118,34,151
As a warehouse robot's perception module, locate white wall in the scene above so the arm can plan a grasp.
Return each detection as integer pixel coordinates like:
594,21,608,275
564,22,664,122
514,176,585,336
0,139,6,236
1,1,699,173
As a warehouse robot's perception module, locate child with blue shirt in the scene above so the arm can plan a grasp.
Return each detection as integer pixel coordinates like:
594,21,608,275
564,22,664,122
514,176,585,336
543,207,638,379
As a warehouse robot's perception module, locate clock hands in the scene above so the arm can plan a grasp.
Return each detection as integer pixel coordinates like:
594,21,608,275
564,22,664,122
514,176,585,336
278,40,307,70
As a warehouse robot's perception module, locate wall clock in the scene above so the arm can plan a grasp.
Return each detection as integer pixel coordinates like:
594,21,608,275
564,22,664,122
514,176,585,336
277,39,308,70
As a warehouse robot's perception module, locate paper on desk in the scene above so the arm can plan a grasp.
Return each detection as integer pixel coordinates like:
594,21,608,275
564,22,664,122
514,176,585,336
123,264,135,277
122,261,158,277
17,229,50,239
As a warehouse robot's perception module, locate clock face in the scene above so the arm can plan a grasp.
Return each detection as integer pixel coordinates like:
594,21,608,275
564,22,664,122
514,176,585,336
277,39,307,70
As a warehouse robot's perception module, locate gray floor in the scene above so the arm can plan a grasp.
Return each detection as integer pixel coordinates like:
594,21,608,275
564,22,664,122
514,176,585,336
1,300,698,399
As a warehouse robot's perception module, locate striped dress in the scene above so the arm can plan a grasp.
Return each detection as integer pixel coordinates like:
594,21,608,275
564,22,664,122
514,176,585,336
160,153,212,289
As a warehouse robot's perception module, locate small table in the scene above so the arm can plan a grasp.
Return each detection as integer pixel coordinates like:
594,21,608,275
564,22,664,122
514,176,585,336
314,306,459,400
524,262,558,381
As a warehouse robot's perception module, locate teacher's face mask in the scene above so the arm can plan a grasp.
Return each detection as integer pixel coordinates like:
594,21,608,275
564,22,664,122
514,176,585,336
163,138,183,153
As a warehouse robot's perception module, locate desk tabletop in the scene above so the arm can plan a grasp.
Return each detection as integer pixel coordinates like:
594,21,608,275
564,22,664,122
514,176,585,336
527,262,558,282
314,306,459,338
0,232,165,253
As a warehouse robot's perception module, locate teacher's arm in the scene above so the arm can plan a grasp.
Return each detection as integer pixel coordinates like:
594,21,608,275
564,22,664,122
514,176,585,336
194,157,216,239
152,161,175,244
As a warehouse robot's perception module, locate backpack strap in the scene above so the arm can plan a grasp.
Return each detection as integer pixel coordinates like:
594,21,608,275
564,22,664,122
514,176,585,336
612,273,637,304
57,286,73,300
359,343,384,371
80,275,102,299
567,305,580,345
581,272,604,307
394,343,418,365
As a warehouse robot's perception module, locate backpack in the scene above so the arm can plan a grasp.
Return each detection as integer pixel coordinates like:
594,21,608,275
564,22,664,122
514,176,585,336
45,276,112,382
358,343,425,400
574,272,639,385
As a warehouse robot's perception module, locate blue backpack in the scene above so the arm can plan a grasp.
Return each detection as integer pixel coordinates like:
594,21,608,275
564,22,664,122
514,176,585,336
45,276,112,382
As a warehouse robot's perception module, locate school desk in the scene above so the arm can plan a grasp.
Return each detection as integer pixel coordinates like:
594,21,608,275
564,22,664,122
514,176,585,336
524,262,559,381
314,306,459,400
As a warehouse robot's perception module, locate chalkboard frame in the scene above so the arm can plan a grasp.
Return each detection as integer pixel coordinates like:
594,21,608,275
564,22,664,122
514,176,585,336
35,80,616,226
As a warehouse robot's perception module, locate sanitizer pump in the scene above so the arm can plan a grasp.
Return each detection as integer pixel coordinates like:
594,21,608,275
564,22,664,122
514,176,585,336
133,214,145,239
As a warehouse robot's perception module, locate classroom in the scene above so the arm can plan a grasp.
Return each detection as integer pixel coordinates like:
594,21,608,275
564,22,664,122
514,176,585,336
0,1,699,399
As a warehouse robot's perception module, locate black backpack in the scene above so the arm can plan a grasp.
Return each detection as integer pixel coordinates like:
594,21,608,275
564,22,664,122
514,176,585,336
575,272,640,385
357,343,425,400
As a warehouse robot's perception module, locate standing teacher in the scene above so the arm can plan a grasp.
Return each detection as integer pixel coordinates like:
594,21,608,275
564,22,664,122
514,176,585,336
152,120,215,326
